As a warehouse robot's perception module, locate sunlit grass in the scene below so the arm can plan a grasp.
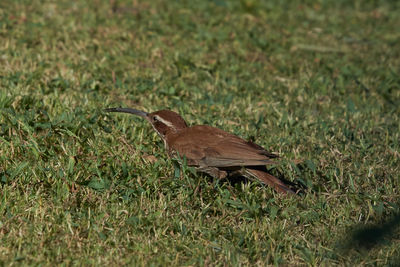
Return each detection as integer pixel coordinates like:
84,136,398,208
1,0,399,265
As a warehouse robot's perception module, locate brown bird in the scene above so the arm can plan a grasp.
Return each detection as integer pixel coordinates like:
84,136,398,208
105,107,295,194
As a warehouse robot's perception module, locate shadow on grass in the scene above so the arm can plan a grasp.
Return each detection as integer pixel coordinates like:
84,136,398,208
337,209,400,259
218,165,307,195
349,213,400,250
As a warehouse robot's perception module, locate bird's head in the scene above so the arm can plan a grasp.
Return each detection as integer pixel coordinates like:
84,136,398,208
105,107,188,139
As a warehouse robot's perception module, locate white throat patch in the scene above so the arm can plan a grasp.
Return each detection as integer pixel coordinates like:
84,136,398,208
155,115,174,129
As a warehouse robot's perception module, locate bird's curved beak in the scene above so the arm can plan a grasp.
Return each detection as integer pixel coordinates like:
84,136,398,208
104,107,149,120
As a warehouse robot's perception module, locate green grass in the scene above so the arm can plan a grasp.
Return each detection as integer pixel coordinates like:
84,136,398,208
1,0,400,265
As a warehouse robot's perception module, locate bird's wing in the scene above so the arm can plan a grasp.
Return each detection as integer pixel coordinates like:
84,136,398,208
169,125,277,167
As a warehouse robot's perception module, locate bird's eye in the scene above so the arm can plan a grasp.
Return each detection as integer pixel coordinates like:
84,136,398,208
153,116,158,122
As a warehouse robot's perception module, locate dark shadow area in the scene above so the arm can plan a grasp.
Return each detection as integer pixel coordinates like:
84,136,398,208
244,165,307,195
221,174,248,187
336,209,400,264
212,165,307,195
345,213,400,250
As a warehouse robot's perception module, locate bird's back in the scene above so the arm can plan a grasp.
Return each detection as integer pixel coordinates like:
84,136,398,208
167,125,277,168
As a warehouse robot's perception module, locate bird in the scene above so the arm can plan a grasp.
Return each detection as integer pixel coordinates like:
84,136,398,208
105,107,295,195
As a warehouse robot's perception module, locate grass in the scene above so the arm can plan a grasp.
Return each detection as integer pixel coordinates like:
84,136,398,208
1,0,399,265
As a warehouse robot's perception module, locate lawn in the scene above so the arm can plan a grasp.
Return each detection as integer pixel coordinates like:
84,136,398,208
1,0,399,265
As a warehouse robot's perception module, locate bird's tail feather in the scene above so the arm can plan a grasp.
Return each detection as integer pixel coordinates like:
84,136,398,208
244,168,295,195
